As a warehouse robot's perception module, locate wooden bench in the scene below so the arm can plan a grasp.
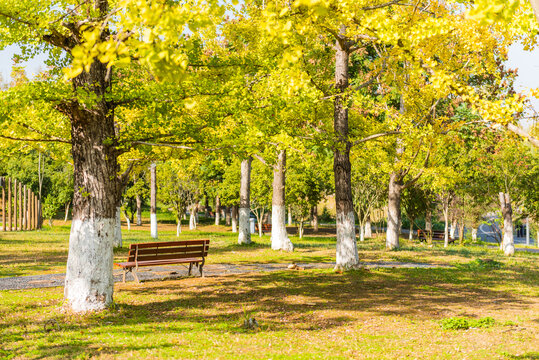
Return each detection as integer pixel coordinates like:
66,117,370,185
255,223,272,233
417,230,455,244
114,239,210,283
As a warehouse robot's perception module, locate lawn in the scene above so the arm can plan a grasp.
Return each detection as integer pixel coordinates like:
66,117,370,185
0,220,538,359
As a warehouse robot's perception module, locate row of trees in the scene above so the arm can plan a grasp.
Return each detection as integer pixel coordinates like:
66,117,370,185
0,0,538,313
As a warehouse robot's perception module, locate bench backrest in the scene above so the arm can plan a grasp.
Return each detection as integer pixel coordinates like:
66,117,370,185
127,239,210,263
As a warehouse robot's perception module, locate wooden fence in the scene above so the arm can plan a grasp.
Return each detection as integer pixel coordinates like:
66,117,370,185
1,177,41,231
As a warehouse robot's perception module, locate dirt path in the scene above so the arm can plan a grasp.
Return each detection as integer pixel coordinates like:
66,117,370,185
0,261,452,290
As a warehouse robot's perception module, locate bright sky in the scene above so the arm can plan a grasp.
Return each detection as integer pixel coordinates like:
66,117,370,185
1,42,538,129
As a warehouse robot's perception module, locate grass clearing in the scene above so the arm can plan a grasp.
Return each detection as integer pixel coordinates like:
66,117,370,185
1,220,538,359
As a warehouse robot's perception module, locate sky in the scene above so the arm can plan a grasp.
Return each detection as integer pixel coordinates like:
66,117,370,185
0,42,538,129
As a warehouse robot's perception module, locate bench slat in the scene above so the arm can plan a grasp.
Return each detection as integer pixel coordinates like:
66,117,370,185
115,257,203,268
133,245,209,255
134,253,208,262
130,239,209,249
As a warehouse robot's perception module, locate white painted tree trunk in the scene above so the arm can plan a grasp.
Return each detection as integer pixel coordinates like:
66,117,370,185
225,206,231,226
114,207,122,247
215,196,220,226
150,162,158,239
64,202,70,222
299,221,304,239
335,211,359,270
288,206,293,226
270,150,293,251
443,207,449,248
231,206,238,233
450,218,457,240
189,206,197,230
65,218,115,313
499,192,515,256
238,208,251,244
176,220,181,237
271,205,293,251
359,224,365,242
537,230,539,248
471,228,478,242
386,173,402,250
238,158,252,245
409,220,413,241
122,210,131,231
364,217,372,238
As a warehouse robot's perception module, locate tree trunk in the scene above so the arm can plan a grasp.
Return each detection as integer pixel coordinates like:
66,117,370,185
288,206,293,225
458,221,464,245
364,216,372,238
386,173,403,250
359,223,365,242
499,192,515,256
64,201,70,222
271,150,293,251
471,228,478,242
122,210,131,231
231,205,238,233
409,218,414,241
450,217,457,240
425,208,432,232
64,53,122,312
299,220,304,239
114,207,122,247
225,206,231,226
215,196,220,225
312,205,319,233
136,193,142,226
150,162,158,239
238,158,252,244
177,219,181,237
526,217,530,246
334,28,359,270
443,205,449,248
189,204,197,230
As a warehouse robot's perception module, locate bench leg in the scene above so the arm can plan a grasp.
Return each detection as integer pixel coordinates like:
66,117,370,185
188,263,193,276
132,269,140,283
122,269,127,283
199,259,205,278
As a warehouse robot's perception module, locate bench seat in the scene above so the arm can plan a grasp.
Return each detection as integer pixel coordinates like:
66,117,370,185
115,239,210,283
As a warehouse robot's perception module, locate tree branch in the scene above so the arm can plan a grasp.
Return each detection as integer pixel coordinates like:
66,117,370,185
352,131,401,146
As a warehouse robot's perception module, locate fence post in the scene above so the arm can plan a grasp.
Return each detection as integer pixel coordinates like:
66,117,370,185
23,185,27,230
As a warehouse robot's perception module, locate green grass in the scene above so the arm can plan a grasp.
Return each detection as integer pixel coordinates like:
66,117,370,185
1,218,538,359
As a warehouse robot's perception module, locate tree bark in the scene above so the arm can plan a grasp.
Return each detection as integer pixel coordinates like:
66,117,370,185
287,205,293,225
333,27,359,270
189,204,197,230
225,206,231,226
458,220,464,245
114,207,122,247
64,46,122,312
471,228,478,242
443,203,450,248
499,192,515,256
238,158,252,244
215,196,220,225
271,150,293,251
425,208,432,232
450,217,457,240
364,216,372,238
176,219,181,237
122,209,130,231
136,193,142,226
231,205,238,233
312,205,319,233
409,218,414,241
386,173,403,250
150,162,158,239
64,201,71,222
